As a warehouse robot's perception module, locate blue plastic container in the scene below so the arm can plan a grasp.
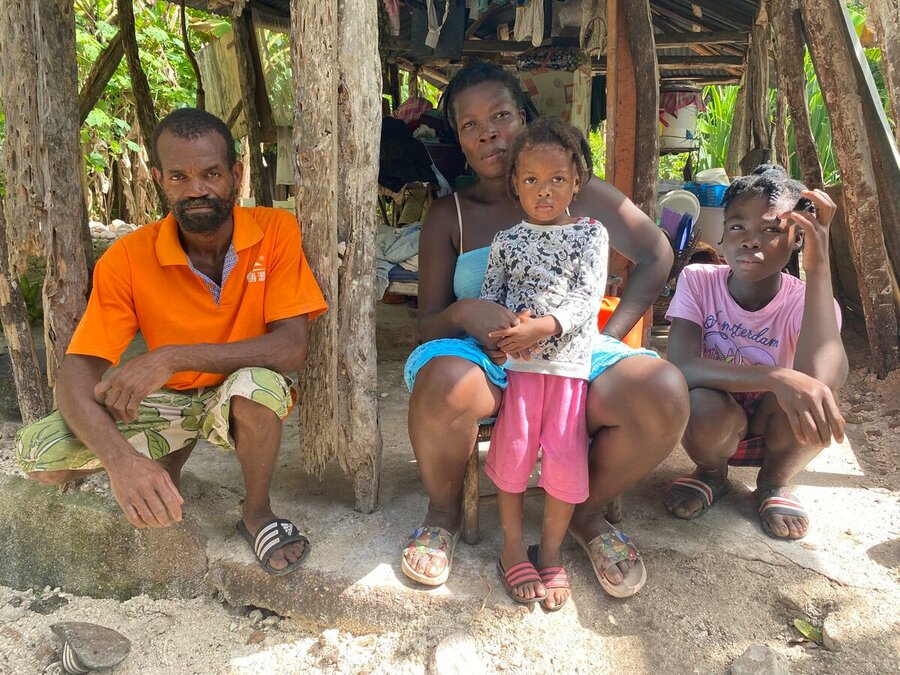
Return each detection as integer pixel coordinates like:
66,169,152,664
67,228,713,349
698,184,727,207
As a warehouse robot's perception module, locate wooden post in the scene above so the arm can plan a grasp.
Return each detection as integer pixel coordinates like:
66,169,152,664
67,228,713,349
739,5,771,175
233,10,273,207
799,0,899,376
868,0,900,150
0,0,89,391
773,89,789,169
291,0,340,479
725,77,749,177
336,0,383,513
117,0,165,211
769,0,824,188
0,200,49,424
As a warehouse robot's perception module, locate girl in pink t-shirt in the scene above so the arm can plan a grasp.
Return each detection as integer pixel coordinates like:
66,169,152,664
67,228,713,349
664,164,847,541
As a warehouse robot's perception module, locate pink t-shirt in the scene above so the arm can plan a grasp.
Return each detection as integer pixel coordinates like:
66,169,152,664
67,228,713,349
666,264,841,368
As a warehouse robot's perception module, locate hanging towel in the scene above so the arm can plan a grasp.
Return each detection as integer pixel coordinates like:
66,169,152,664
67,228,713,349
383,0,400,36
514,0,545,47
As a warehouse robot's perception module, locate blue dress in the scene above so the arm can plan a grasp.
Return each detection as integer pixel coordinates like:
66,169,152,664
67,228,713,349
403,245,658,392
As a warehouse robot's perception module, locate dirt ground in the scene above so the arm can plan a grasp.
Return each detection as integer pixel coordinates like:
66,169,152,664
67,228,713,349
0,305,897,674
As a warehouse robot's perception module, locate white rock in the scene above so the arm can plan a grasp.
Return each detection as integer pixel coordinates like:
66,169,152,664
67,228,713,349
319,628,340,647
97,230,117,240
248,609,263,624
731,645,790,675
112,222,136,234
89,221,108,233
430,632,485,675
822,614,845,652
110,219,127,230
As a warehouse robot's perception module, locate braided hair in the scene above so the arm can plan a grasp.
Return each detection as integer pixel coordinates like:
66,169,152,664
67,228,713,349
506,117,593,198
722,164,812,215
439,61,536,135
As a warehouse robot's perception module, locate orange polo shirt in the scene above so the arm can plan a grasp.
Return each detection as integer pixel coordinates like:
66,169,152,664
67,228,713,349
67,206,328,390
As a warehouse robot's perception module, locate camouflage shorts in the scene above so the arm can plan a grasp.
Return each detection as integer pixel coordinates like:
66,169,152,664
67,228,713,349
15,367,295,474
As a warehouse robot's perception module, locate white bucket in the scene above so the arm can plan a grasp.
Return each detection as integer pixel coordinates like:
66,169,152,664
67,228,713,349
659,104,699,152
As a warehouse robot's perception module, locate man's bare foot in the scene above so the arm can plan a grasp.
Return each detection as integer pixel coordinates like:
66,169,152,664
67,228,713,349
242,510,307,572
402,505,459,580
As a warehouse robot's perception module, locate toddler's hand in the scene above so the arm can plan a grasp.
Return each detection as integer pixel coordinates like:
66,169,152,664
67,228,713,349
778,189,836,275
488,310,559,355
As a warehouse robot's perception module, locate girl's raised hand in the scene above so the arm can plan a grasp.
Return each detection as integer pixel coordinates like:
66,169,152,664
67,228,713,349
778,189,836,275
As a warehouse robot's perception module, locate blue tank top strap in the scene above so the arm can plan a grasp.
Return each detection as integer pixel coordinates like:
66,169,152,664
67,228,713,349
450,193,491,299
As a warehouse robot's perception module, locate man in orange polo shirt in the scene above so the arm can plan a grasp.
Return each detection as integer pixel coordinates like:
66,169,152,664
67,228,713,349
15,108,327,577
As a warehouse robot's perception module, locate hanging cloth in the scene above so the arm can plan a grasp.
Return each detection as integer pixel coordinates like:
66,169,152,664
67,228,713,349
514,0,545,47
383,0,400,36
580,0,608,55
411,0,466,60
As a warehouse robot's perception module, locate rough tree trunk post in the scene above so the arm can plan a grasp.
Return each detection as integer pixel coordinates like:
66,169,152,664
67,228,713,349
0,0,90,391
799,0,899,376
725,77,749,178
773,90,789,169
336,0,383,513
770,0,824,188
606,0,659,346
0,200,48,423
117,0,165,211
868,0,900,149
739,5,771,175
78,31,124,125
233,10,273,207
291,1,340,480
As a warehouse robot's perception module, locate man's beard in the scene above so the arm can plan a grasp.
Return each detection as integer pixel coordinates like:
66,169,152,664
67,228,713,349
172,188,237,234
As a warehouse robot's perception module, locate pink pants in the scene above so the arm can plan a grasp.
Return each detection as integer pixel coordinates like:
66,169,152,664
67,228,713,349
485,370,590,504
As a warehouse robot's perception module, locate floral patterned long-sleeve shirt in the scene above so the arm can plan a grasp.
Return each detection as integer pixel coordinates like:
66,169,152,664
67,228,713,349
480,217,608,379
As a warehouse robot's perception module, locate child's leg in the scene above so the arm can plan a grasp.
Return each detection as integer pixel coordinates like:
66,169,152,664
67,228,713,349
538,495,576,609
750,394,830,539
497,489,544,600
536,376,590,609
486,371,546,601
665,387,747,518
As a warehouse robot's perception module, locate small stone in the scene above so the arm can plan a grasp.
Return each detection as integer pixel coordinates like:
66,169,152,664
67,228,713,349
261,616,279,628
229,622,238,632
320,628,341,647
430,632,485,675
29,595,69,615
248,609,263,624
730,644,790,675
822,614,845,652
246,630,267,645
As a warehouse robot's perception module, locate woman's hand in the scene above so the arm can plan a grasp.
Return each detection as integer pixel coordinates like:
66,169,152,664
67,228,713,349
455,298,520,350
770,368,845,446
778,189,836,275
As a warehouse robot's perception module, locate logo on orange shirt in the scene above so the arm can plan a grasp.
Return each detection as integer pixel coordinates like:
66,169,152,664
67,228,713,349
247,255,266,283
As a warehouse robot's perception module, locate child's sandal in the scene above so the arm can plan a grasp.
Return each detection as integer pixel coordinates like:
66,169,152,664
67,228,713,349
496,559,544,605
527,544,570,612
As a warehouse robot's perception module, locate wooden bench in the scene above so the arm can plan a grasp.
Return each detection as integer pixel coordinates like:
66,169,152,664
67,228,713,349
460,421,623,545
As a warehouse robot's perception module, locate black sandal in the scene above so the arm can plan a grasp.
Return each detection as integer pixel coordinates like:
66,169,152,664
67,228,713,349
236,518,310,576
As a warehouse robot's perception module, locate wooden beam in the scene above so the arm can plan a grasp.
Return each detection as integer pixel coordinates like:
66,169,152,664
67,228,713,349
78,31,124,124
336,0,383,513
799,0,899,376
654,30,749,46
233,10,273,206
291,0,340,479
465,2,503,39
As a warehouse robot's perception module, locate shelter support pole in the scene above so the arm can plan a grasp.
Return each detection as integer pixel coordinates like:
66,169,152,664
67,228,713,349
233,10,273,207
605,0,659,343
738,4,771,175
799,0,899,376
292,0,382,511
769,0,824,188
336,0,383,513
867,0,900,150
0,0,89,395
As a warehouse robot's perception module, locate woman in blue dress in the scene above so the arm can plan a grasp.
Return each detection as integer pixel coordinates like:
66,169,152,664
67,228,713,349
401,63,689,598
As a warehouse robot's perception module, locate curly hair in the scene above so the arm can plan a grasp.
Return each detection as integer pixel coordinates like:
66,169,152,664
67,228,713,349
506,117,593,198
150,108,237,169
439,61,536,135
722,164,812,215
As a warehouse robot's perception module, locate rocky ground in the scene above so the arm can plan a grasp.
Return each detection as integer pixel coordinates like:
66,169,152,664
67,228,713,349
0,306,896,674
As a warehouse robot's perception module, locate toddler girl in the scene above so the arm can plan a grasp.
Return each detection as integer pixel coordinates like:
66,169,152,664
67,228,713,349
481,117,607,610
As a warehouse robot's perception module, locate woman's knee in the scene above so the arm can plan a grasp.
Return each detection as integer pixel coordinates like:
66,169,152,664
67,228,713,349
410,357,497,423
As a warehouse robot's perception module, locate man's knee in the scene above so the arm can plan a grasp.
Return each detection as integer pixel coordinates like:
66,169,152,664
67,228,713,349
229,394,282,428
684,388,744,449
26,470,80,486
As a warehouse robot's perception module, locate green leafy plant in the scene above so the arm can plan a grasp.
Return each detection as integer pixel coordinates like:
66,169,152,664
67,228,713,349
18,276,42,325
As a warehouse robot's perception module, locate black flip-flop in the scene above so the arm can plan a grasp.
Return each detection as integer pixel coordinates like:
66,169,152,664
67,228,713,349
236,518,310,576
